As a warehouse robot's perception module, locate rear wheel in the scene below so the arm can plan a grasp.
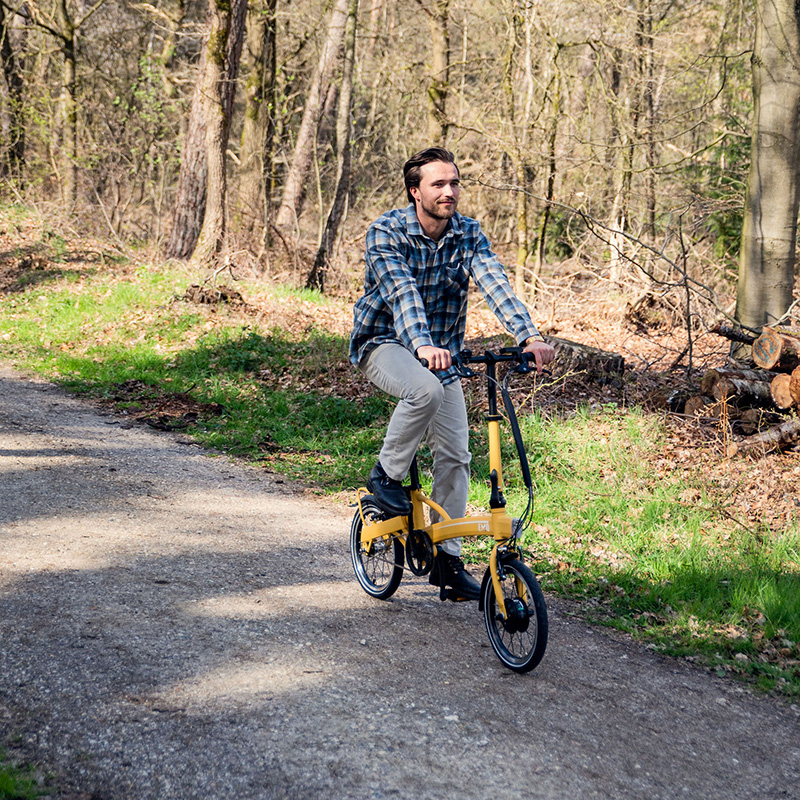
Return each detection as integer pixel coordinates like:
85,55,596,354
483,558,548,673
350,496,404,599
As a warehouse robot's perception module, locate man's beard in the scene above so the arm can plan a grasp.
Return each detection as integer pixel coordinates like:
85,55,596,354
420,196,457,220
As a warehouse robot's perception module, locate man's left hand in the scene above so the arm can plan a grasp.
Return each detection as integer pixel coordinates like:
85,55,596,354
523,339,555,374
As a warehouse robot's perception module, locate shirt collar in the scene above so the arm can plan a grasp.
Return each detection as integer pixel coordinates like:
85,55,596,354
403,204,463,241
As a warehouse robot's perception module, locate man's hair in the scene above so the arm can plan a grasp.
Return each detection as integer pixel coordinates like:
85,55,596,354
403,147,459,203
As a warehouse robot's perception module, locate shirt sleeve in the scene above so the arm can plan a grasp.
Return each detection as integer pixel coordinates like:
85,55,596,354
365,222,436,354
470,229,542,344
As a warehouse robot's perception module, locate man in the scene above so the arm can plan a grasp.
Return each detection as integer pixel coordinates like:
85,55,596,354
350,147,555,600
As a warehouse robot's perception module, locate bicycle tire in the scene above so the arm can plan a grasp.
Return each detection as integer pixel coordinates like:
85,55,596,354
350,496,404,600
482,558,548,673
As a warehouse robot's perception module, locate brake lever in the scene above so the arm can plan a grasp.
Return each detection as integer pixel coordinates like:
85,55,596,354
452,353,475,378
516,354,552,376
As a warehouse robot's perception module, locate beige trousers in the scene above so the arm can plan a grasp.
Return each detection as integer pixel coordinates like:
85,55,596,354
360,343,471,556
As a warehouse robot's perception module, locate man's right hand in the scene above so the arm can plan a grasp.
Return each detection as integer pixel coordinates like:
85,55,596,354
417,345,452,371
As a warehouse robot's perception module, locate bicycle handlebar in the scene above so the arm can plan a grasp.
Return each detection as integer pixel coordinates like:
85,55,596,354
454,347,551,378
419,347,551,378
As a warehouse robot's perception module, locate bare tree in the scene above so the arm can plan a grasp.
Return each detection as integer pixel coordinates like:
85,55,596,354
0,2,24,180
12,0,109,205
307,0,358,291
275,0,350,231
237,0,278,243
167,0,246,260
736,0,800,332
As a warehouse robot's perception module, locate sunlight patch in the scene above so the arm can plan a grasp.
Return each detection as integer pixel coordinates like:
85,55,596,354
185,581,357,620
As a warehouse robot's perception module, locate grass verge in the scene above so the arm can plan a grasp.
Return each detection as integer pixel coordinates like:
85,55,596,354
0,208,798,696
0,753,46,799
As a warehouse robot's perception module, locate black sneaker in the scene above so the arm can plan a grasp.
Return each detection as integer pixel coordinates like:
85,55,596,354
429,551,481,601
366,462,411,518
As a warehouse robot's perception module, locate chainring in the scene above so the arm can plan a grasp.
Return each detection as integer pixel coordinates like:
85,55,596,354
405,529,434,576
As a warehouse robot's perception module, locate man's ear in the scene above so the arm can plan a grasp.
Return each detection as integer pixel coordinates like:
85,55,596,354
409,186,420,203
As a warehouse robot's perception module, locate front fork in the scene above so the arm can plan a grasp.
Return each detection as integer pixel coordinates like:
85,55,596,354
481,543,517,620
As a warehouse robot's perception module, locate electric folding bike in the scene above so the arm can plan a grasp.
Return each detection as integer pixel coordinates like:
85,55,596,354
349,347,548,673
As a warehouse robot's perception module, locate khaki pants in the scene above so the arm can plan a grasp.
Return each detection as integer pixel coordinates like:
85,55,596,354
360,343,471,556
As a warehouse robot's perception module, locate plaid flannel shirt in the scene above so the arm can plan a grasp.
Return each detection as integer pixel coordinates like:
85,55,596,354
350,205,542,384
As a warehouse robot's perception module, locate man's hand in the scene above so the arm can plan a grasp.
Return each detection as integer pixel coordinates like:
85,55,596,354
523,338,555,374
417,345,452,371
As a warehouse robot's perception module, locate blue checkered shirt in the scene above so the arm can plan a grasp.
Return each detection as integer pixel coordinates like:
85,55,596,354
350,205,542,384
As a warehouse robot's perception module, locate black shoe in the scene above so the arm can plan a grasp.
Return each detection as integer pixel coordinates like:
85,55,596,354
366,462,411,517
429,551,481,602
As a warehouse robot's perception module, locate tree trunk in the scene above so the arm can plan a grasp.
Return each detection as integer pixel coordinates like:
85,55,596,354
770,372,794,409
0,4,25,181
501,2,531,301
275,0,350,231
191,0,232,265
237,0,278,240
54,0,77,206
427,0,450,143
167,0,247,260
790,364,800,406
735,0,800,334
533,49,561,285
166,64,208,259
307,0,359,292
727,418,800,457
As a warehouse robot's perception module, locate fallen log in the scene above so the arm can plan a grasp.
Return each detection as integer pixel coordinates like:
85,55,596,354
790,365,800,407
684,395,741,420
727,418,800,457
712,376,773,405
736,407,784,436
751,327,800,371
771,373,795,410
546,336,625,382
708,322,757,345
685,395,716,417
700,368,777,397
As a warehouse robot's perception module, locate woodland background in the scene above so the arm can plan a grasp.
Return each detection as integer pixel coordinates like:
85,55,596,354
0,0,770,326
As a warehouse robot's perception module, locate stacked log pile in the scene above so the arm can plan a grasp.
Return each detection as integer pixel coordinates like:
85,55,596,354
689,326,800,457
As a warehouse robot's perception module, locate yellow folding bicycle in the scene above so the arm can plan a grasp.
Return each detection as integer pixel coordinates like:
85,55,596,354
350,347,548,673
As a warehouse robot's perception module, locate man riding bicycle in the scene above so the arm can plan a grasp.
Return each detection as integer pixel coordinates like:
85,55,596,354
350,147,555,601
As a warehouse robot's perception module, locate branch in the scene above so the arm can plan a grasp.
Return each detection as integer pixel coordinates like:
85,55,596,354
469,175,745,330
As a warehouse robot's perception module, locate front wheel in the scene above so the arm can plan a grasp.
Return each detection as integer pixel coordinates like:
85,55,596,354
350,496,404,600
483,558,548,673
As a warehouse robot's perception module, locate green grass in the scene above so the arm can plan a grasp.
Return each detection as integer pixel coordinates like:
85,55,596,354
0,754,45,799
0,258,392,489
477,404,800,694
1,205,799,696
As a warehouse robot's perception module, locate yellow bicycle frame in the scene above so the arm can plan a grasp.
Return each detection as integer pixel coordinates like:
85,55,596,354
356,416,515,618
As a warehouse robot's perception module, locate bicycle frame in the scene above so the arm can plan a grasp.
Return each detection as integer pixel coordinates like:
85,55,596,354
356,348,534,621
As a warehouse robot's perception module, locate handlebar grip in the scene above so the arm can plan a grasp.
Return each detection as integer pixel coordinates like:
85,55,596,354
418,357,430,369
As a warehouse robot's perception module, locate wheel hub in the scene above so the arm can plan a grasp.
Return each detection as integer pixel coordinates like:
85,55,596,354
502,597,530,634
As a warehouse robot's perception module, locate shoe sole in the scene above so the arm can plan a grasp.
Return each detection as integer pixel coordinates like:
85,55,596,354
365,480,411,517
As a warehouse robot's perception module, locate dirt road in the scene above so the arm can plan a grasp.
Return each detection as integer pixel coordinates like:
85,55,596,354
1,365,799,800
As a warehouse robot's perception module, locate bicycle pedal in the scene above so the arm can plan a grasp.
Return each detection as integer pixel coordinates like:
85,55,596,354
442,587,473,603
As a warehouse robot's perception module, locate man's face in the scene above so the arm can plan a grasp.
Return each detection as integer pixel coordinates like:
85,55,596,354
410,161,460,221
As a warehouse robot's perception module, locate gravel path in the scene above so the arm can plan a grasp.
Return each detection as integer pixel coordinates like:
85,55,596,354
1,365,799,800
